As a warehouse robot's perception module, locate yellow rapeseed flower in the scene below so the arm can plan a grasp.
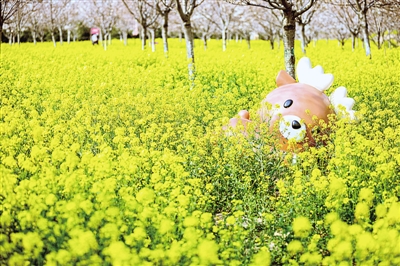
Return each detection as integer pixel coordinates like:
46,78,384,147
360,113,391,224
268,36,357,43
293,216,312,238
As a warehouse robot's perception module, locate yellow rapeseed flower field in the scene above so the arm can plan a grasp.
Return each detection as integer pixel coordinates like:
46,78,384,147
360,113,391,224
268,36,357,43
1,39,399,265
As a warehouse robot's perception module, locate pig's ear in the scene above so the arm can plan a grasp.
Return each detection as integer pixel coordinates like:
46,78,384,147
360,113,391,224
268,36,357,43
276,70,296,87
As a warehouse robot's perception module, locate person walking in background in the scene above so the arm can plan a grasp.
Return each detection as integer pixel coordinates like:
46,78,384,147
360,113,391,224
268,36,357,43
91,33,98,45
90,27,100,45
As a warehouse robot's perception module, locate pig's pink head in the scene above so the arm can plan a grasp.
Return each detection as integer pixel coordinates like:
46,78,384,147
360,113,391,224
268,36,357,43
259,58,356,151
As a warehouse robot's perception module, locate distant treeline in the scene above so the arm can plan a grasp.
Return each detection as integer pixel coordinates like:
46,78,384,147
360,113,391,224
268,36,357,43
1,24,140,44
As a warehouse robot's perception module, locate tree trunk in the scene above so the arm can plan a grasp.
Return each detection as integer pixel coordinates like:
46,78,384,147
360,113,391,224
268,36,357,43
123,31,128,46
103,33,108,50
270,38,274,50
141,27,147,50
299,23,307,54
150,28,155,52
58,27,63,45
182,19,195,84
379,30,384,49
202,34,207,50
147,33,151,48
162,13,169,56
8,32,13,45
32,31,37,45
17,32,20,45
51,32,57,47
222,29,227,51
396,31,400,44
0,24,3,45
67,29,71,44
360,10,371,58
277,34,281,49
246,35,251,49
283,12,296,79
351,33,356,51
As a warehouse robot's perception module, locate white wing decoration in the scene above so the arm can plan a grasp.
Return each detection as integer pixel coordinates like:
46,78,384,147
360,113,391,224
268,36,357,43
296,57,357,120
297,57,334,92
329,86,356,120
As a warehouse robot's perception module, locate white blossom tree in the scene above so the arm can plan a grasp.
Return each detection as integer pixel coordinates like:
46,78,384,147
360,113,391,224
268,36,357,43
232,6,256,49
368,7,390,49
227,0,318,78
84,0,119,50
26,1,47,45
148,16,161,51
3,19,17,45
329,1,360,51
199,0,237,51
332,22,351,48
1,0,21,44
175,0,204,83
156,0,175,56
254,9,282,49
121,0,159,50
334,0,400,58
384,6,400,47
192,6,217,50
41,0,71,46
63,1,80,44
295,0,320,54
2,0,36,45
115,6,137,46
166,11,183,40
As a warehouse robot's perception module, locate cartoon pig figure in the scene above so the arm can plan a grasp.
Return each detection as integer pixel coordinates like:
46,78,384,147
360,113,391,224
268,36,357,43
227,57,356,151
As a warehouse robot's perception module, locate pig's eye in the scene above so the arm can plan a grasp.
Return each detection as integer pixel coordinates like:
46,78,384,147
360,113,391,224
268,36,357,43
284,99,293,108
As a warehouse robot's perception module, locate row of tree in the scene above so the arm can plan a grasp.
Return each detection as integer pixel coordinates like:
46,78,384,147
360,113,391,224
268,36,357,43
2,0,399,79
